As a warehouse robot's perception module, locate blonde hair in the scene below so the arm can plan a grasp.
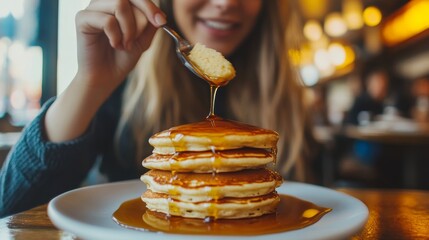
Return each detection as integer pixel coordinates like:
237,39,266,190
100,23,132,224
116,0,311,181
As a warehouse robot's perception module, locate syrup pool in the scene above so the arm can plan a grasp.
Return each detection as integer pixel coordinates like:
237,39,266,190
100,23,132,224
113,194,331,236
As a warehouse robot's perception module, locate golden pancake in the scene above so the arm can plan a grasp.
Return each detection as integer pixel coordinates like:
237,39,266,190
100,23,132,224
142,148,274,172
149,116,279,154
141,168,283,202
142,190,280,219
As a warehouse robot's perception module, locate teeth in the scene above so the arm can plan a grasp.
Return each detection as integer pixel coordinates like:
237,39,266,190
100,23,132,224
204,20,234,30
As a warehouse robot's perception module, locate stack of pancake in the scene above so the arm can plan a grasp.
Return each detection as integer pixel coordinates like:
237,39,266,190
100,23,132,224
140,116,282,219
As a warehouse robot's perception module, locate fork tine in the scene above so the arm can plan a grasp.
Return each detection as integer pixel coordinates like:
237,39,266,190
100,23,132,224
162,25,207,80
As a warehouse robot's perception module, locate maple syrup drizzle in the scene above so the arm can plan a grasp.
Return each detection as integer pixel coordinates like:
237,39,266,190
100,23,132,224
167,116,277,136
272,146,277,164
208,144,222,213
167,169,179,216
113,195,332,236
165,116,278,156
171,77,220,218
209,145,220,220
209,85,219,117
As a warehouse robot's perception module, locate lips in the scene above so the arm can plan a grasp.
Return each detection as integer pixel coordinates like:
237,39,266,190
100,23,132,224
199,18,240,31
204,20,237,30
194,18,242,50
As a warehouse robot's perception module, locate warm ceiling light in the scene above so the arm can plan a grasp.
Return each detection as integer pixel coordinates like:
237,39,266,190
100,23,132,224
382,0,429,46
324,12,348,37
310,34,330,50
303,20,323,41
328,42,356,69
297,44,314,65
343,45,356,68
363,6,382,27
314,49,335,77
328,43,346,66
288,49,301,66
299,0,329,19
343,0,364,30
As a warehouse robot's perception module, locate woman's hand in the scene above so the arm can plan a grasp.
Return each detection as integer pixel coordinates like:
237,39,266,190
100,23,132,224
75,0,166,93
44,0,167,142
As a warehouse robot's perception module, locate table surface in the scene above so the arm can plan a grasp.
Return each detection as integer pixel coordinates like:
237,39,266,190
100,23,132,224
344,125,429,144
1,188,429,240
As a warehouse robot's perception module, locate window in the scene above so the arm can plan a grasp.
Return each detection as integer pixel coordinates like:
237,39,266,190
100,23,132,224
0,0,58,126
57,0,90,94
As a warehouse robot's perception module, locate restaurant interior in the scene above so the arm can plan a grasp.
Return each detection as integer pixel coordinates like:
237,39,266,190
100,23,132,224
1,0,429,189
294,0,429,190
1,0,429,239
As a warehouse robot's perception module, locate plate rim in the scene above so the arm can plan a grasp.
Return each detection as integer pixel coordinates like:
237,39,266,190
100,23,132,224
48,180,368,240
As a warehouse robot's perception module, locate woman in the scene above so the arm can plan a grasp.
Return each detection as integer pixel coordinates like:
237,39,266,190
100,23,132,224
0,0,311,217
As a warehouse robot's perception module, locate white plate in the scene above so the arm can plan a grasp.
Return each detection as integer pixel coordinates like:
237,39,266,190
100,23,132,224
48,180,368,240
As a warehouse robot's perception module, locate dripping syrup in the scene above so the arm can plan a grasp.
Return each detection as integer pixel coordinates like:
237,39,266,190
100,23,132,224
208,85,219,117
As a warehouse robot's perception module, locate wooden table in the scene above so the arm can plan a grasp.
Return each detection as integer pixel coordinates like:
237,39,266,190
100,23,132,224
1,188,428,240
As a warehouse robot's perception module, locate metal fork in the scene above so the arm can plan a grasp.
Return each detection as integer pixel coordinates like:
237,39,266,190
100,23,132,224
161,25,206,80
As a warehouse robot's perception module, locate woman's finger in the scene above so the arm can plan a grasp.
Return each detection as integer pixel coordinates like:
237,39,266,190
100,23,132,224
86,0,137,48
130,0,166,27
131,4,149,36
113,0,137,48
87,0,166,28
76,10,123,49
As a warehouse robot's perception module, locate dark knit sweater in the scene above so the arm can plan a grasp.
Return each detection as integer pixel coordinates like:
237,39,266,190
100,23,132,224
0,84,140,217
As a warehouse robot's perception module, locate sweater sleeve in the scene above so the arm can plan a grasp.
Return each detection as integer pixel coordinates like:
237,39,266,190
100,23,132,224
0,98,99,217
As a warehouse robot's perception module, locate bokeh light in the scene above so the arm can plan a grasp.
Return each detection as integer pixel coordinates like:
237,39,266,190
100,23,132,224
363,6,382,27
324,12,348,37
304,20,323,41
300,65,320,86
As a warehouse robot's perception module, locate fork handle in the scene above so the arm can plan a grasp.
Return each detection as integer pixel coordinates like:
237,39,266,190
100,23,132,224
161,25,192,48
162,25,181,42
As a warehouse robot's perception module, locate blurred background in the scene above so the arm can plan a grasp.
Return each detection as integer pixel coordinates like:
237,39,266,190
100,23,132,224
1,0,429,189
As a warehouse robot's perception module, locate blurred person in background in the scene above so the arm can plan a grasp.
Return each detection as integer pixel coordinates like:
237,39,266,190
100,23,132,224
339,66,391,185
410,76,429,122
395,75,429,122
344,68,390,125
